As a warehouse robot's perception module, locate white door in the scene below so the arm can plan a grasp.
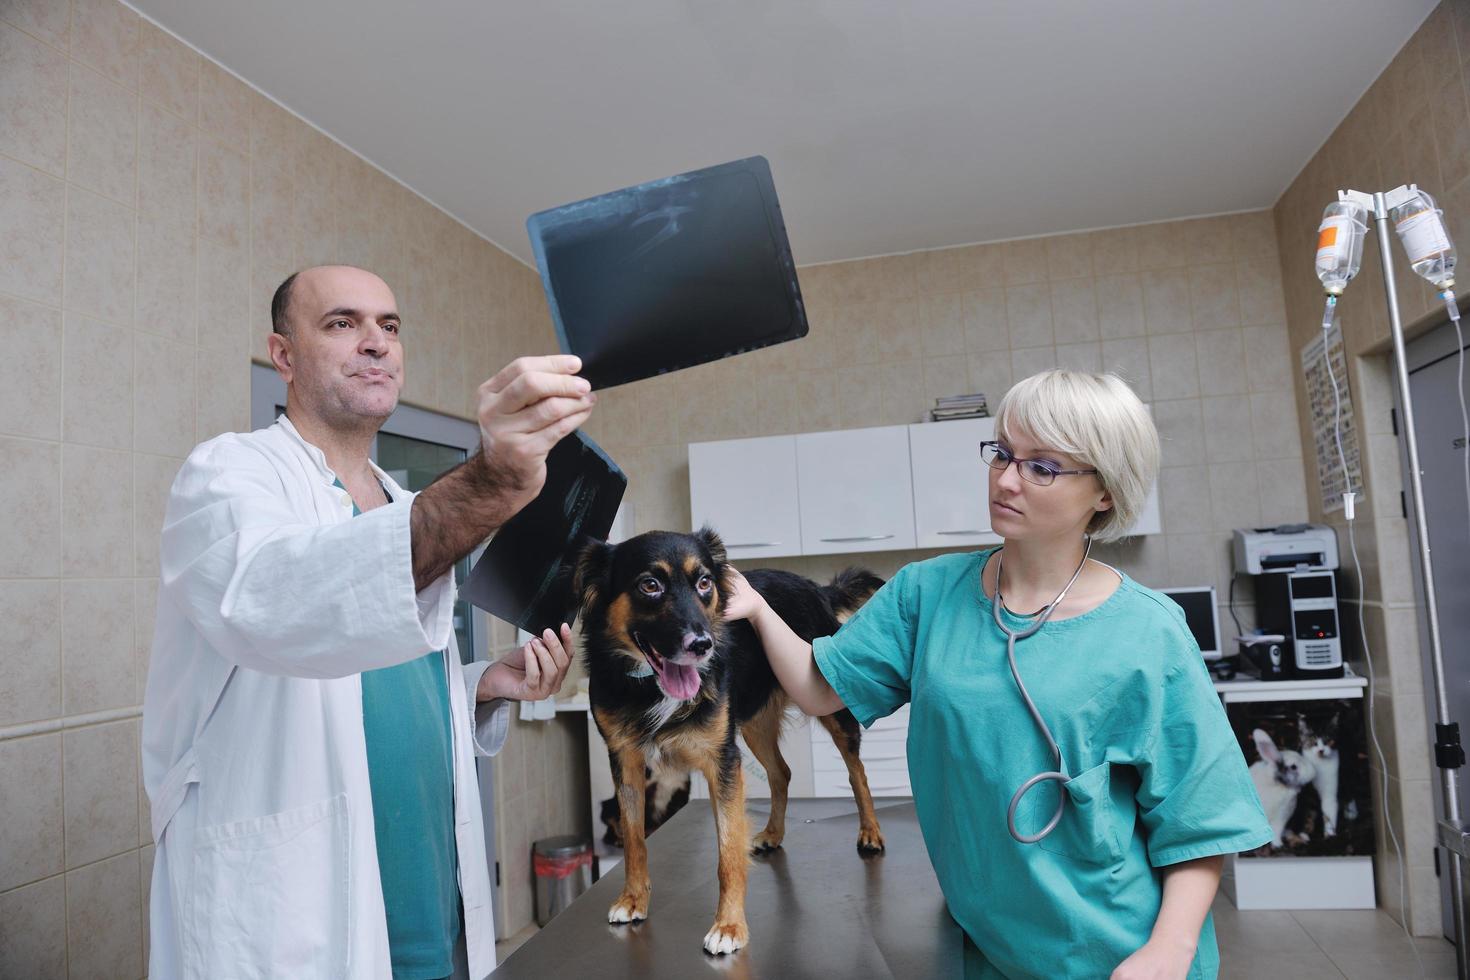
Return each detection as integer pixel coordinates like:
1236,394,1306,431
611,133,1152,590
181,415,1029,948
688,435,802,560
908,418,1003,549
796,426,917,554
1404,319,1470,939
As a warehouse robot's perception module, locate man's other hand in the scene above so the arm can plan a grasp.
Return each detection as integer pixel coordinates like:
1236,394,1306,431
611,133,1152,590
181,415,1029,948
477,624,574,702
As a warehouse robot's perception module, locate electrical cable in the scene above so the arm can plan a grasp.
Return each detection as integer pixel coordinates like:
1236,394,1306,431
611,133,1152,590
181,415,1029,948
1227,568,1243,639
1443,292,1469,547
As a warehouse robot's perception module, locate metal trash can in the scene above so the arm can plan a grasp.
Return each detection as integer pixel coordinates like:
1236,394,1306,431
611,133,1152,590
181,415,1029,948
533,835,593,927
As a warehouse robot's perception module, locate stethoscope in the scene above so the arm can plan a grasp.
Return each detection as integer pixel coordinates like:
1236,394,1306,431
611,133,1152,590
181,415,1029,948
992,535,1093,845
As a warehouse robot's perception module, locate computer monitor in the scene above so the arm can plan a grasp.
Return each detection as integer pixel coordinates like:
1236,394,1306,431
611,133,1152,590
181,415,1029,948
1161,586,1223,661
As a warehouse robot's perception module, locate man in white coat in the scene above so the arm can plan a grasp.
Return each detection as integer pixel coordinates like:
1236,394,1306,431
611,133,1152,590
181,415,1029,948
142,265,596,979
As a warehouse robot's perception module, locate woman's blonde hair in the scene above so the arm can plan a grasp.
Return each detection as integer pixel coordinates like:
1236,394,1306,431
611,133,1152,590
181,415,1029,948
993,370,1160,542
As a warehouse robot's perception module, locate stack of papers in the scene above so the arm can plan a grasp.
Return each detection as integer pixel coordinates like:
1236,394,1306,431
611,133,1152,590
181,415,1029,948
927,393,989,422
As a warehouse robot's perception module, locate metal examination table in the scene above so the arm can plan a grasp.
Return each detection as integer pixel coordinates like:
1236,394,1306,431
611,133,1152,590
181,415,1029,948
493,798,963,978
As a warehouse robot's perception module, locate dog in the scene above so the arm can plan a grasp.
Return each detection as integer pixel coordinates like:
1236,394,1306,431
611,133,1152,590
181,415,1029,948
598,765,692,848
575,527,886,955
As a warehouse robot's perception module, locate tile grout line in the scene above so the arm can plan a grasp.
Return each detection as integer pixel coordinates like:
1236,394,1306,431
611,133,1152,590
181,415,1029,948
1285,909,1353,977
58,15,74,976
2,843,149,898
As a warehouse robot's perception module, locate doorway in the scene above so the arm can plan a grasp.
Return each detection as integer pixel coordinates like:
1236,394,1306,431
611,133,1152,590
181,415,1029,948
1401,321,1470,940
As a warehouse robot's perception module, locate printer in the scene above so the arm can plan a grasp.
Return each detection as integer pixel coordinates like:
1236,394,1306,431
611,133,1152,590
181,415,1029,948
1232,523,1339,575
1232,523,1344,680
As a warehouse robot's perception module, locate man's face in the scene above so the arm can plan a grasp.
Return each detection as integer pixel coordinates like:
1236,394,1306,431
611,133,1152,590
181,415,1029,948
271,266,405,427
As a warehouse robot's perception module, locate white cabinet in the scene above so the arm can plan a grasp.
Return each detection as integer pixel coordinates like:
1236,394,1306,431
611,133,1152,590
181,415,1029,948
688,435,801,561
811,705,912,798
688,419,1163,559
796,426,917,555
907,417,1003,549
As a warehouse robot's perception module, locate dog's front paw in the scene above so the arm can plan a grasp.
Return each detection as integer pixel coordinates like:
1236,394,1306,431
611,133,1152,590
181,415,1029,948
703,919,748,955
750,829,784,854
608,891,649,924
857,826,886,854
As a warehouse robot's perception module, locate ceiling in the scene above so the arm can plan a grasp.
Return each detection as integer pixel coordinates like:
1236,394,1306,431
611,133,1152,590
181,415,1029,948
130,0,1437,266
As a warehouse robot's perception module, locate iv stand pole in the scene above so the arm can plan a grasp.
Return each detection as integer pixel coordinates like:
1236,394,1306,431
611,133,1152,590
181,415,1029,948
1363,188,1467,978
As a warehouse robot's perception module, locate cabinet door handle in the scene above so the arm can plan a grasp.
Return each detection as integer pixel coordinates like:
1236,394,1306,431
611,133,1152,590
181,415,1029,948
819,534,896,543
936,529,987,535
726,541,780,548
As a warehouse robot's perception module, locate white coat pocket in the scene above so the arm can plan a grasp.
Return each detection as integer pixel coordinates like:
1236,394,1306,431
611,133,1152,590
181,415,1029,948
186,794,351,979
1035,762,1124,866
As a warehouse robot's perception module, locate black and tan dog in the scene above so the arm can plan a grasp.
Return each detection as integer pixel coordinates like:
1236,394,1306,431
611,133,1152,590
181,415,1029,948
575,527,886,955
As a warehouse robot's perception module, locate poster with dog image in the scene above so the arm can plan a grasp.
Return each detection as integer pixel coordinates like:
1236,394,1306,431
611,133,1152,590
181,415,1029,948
1226,698,1375,858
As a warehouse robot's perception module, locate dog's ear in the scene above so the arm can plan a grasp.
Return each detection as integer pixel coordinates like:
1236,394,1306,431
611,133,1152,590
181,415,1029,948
694,525,728,568
697,526,738,617
573,538,613,614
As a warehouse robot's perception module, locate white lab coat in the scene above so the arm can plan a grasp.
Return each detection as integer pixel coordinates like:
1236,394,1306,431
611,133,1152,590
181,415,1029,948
142,415,511,980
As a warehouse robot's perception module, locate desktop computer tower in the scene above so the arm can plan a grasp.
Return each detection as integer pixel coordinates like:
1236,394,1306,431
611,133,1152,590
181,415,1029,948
1255,569,1344,679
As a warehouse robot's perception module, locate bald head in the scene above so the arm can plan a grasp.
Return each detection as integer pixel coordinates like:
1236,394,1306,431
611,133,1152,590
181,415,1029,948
270,271,300,336
271,266,394,338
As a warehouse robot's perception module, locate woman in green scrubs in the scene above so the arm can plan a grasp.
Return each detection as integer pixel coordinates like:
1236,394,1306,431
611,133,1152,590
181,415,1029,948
724,370,1271,979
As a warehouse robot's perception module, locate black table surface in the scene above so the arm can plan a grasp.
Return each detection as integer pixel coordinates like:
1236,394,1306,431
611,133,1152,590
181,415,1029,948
494,797,963,979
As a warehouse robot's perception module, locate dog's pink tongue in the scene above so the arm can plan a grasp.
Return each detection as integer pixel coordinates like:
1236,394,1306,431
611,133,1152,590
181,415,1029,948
656,660,701,700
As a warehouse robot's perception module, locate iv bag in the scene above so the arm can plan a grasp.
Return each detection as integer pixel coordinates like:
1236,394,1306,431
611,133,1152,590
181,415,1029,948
1390,186,1456,288
1316,199,1368,295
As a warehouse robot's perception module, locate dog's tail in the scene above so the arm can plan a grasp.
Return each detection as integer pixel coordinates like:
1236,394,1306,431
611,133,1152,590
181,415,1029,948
823,567,885,624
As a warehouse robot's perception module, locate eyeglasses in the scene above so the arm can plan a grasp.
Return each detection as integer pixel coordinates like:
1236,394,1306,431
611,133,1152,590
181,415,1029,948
979,441,1098,488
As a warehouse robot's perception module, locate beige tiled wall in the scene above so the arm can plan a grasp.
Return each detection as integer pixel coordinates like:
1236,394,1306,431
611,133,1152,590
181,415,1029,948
12,0,1428,968
580,210,1306,628
0,1,587,972
1272,0,1470,937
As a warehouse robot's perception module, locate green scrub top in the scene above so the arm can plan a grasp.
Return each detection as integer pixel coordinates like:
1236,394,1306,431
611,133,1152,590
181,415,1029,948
813,550,1271,979
341,481,461,979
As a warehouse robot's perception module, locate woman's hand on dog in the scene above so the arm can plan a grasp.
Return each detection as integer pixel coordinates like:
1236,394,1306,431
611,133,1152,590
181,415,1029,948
477,624,574,702
721,568,768,623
